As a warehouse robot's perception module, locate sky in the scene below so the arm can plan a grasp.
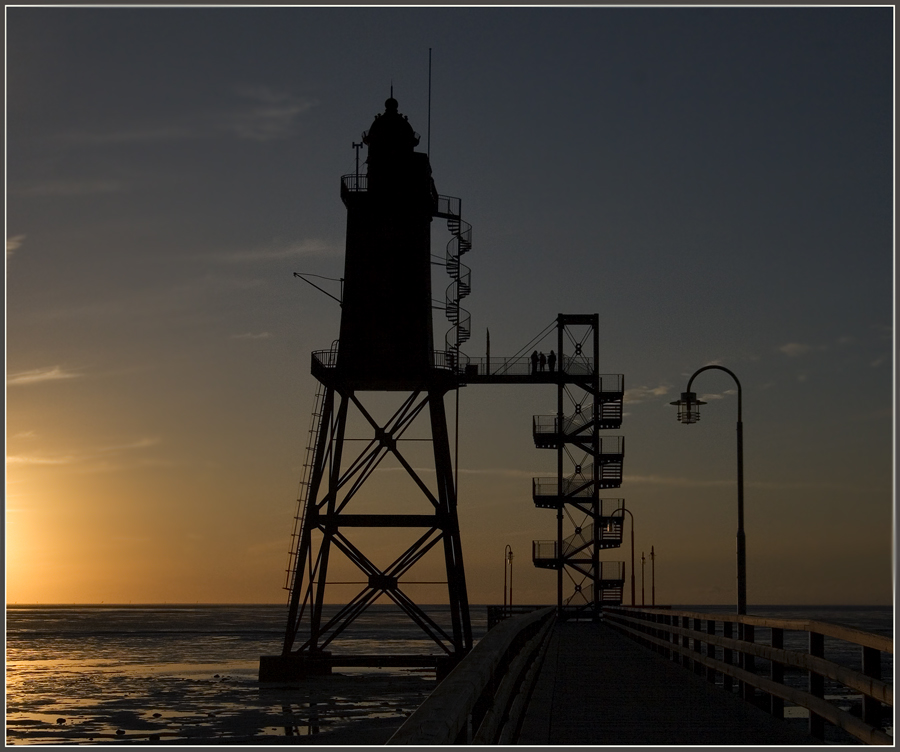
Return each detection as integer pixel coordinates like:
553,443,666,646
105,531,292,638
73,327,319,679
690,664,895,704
6,6,894,608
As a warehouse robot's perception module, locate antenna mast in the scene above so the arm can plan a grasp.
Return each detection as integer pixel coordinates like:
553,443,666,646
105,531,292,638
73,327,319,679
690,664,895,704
427,48,432,157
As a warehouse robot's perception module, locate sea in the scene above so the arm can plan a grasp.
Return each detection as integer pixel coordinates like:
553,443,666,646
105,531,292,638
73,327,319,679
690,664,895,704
5,603,893,745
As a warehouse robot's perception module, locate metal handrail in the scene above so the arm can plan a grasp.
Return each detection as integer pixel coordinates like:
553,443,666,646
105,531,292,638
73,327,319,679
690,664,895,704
434,194,461,218
311,348,464,374
604,606,893,745
340,173,367,193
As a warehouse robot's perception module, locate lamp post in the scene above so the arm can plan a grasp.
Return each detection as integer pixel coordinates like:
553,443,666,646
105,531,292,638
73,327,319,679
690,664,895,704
650,546,655,606
641,551,645,606
504,545,514,615
613,507,636,605
670,365,746,616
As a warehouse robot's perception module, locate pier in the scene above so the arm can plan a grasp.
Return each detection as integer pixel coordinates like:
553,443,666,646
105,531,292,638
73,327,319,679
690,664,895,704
517,620,814,745
389,607,893,746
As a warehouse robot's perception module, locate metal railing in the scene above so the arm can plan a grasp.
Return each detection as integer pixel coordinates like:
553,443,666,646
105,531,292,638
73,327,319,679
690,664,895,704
462,356,605,378
310,347,624,389
340,173,367,194
533,411,593,436
311,348,462,373
434,194,461,218
604,606,893,745
533,476,593,499
387,607,556,745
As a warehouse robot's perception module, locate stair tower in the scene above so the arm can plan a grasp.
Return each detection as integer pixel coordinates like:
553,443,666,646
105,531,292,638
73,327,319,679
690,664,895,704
529,315,627,619
457,315,627,619
260,97,473,680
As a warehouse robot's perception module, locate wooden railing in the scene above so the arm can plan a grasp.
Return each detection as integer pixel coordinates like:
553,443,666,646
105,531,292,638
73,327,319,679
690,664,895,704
605,606,893,745
387,607,555,745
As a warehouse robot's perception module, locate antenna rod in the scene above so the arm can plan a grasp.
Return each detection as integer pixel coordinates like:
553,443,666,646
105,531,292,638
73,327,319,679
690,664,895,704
427,48,432,158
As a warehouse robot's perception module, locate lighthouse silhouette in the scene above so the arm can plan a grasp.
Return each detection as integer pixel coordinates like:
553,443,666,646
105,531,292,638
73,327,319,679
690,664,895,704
260,96,473,681
338,96,438,385
260,94,627,685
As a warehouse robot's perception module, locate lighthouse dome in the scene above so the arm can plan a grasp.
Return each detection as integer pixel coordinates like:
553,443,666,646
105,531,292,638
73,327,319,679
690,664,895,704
363,97,420,153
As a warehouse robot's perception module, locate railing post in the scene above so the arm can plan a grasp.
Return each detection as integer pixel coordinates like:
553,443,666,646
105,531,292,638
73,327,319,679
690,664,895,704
706,618,717,683
742,623,755,702
809,631,825,739
681,616,691,669
723,621,734,692
862,645,882,729
770,627,784,718
692,618,703,676
668,615,677,661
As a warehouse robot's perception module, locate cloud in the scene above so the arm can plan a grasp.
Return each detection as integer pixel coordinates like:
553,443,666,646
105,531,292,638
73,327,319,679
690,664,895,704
625,474,872,492
35,274,265,325
222,86,318,142
6,437,162,472
10,179,126,197
625,474,734,488
7,234,26,257
698,388,737,401
779,342,813,357
6,455,78,466
215,238,339,263
54,86,317,146
58,126,192,145
624,385,670,404
232,332,273,340
7,366,82,386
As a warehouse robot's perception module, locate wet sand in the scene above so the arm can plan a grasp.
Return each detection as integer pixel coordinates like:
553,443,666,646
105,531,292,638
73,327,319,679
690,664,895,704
6,667,434,745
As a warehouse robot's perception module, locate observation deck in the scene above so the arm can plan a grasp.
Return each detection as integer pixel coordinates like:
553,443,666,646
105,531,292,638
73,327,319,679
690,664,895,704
458,357,624,390
311,347,625,394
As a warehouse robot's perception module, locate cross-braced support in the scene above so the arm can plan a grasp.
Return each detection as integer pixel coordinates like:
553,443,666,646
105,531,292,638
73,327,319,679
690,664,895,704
530,314,626,619
276,381,472,676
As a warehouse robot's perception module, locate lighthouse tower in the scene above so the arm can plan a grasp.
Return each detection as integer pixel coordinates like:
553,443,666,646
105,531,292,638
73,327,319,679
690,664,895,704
260,97,473,680
337,96,437,385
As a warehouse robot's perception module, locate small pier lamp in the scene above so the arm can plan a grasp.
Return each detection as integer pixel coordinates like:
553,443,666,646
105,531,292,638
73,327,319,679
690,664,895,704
670,392,706,424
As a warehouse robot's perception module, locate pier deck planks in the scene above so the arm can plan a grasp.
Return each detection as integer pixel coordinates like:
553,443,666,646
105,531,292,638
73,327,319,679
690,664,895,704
518,621,816,745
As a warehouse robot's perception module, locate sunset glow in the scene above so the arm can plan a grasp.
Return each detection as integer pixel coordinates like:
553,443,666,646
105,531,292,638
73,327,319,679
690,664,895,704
6,6,893,607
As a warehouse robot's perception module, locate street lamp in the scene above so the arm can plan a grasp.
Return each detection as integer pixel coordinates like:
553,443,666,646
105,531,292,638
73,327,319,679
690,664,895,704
640,551,645,606
612,507,636,606
670,365,746,616
504,545,514,615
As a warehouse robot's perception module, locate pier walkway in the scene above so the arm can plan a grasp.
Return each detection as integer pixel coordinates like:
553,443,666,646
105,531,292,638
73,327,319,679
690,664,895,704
517,621,816,745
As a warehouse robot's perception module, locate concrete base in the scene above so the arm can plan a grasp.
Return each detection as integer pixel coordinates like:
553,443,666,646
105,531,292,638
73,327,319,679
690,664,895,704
258,653,332,682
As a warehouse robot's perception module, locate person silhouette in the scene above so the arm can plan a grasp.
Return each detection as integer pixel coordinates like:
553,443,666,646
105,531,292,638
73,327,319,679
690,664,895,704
539,352,547,372
531,351,539,375
548,350,557,373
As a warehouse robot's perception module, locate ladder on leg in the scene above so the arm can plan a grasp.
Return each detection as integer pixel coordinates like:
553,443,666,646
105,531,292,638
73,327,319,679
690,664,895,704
283,379,328,594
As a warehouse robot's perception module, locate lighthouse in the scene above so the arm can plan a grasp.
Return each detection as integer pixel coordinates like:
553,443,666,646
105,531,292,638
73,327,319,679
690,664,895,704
260,95,627,684
260,97,473,681
337,96,439,386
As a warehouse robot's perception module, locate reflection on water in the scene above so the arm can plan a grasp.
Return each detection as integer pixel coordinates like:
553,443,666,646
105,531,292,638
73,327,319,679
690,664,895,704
7,604,480,745
6,603,890,744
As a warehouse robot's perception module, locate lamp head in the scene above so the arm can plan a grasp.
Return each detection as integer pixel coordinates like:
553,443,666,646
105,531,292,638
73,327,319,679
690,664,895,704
670,391,706,424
